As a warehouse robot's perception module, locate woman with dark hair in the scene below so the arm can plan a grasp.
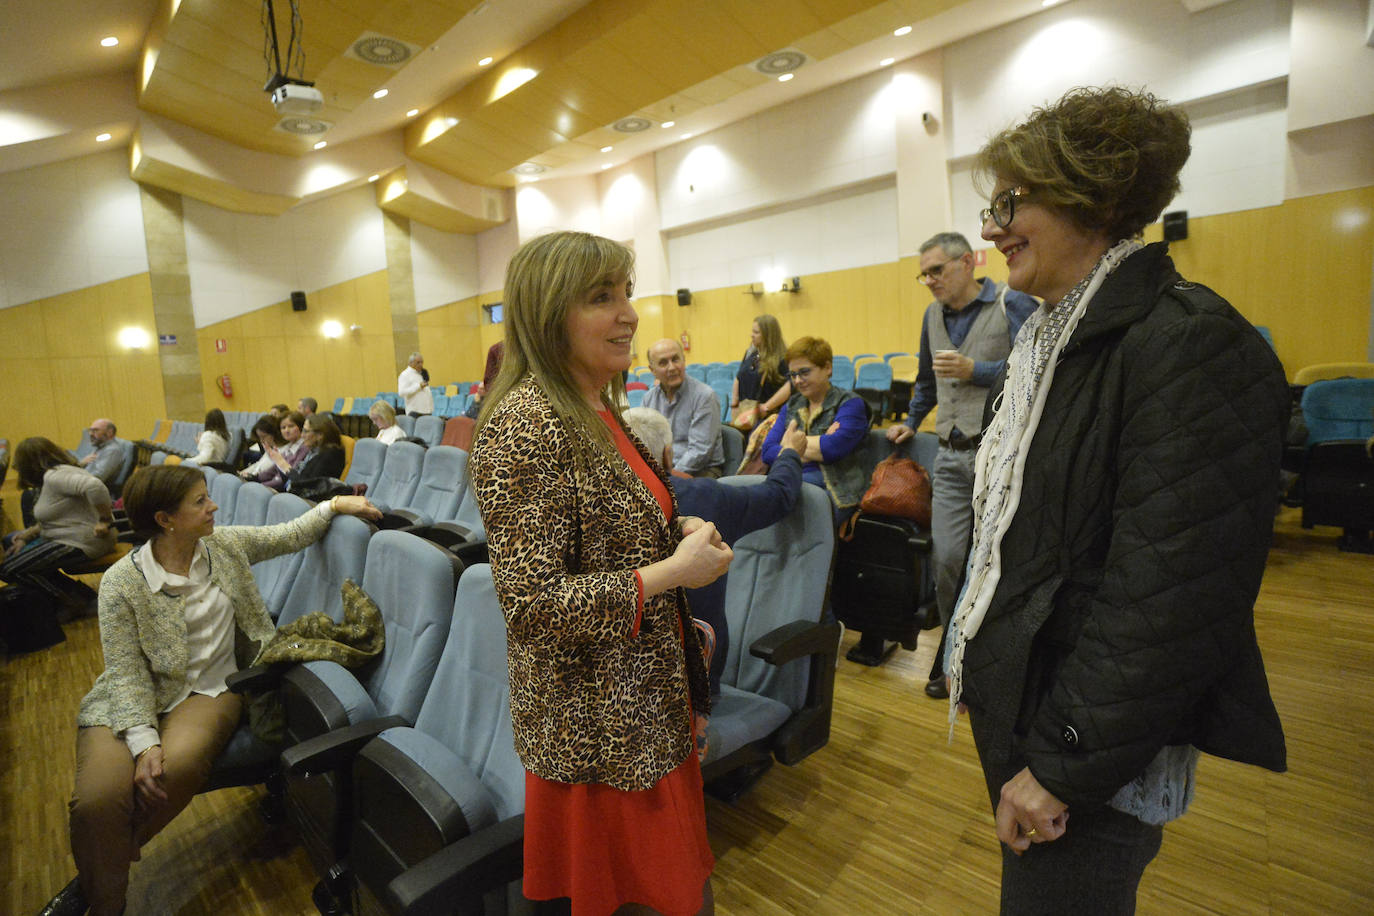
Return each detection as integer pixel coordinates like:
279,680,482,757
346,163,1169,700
471,230,732,915
239,414,285,481
758,335,869,528
191,409,230,465
51,464,380,915
730,313,791,429
2,437,115,615
260,411,325,492
947,86,1288,911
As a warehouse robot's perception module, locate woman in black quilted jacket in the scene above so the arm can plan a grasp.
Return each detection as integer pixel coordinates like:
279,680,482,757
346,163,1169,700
946,86,1290,914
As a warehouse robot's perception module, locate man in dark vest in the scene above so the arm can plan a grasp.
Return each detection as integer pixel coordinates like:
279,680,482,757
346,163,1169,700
887,231,1036,698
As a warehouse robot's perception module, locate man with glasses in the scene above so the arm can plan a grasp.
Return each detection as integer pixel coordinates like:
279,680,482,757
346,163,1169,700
644,338,725,478
79,418,126,487
887,231,1036,699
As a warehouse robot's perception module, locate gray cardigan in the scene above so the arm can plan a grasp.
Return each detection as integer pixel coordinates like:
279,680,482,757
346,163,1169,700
78,510,332,735
36,465,114,558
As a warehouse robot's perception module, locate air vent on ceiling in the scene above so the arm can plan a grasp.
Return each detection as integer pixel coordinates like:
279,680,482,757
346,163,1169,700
512,163,547,175
613,117,652,133
752,49,807,76
347,32,421,68
275,116,332,136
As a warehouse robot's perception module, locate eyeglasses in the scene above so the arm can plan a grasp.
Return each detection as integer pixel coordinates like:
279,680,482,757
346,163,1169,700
979,186,1031,229
787,367,815,381
918,259,957,285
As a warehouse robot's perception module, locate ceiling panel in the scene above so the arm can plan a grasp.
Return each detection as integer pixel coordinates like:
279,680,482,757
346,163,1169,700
407,0,901,186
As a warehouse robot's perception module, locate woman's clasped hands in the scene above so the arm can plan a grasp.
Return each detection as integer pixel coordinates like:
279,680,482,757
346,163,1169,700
673,517,733,588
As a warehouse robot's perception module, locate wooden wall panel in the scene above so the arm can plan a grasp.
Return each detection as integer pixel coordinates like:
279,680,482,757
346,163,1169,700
197,269,397,412
0,274,165,450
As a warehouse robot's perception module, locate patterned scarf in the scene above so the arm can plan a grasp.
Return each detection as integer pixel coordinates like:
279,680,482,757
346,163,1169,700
947,239,1143,731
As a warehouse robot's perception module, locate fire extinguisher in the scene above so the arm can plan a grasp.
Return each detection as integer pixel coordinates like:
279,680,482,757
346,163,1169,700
679,331,691,353
218,374,233,398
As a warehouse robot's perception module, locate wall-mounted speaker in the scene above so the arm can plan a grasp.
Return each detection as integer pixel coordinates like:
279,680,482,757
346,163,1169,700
676,288,692,306
1162,210,1188,242
290,290,308,311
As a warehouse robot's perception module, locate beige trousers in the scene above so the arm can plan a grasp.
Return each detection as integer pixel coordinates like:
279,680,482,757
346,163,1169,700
69,692,242,916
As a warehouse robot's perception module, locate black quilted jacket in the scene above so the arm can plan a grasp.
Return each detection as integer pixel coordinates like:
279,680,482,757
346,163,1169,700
964,243,1289,810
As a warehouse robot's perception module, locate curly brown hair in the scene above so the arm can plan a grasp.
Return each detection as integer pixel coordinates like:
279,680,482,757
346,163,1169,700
975,86,1191,241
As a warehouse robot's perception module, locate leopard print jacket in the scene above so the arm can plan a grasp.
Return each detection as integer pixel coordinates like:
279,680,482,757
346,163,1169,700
470,377,710,791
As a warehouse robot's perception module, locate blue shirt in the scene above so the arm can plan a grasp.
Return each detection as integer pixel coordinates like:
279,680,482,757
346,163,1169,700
760,394,868,490
905,278,1038,432
642,374,724,473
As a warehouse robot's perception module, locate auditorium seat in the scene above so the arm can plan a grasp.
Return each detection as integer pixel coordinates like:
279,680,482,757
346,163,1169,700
233,481,275,526
701,477,841,800
412,415,446,446
389,445,467,529
854,361,894,424
307,564,526,916
721,425,744,474
210,472,244,523
250,492,313,620
346,437,387,494
394,414,416,437
1301,378,1374,445
276,513,375,628
367,441,425,520
275,531,463,903
831,429,939,663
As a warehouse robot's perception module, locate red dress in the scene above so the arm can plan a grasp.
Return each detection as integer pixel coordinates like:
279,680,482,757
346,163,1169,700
521,412,714,916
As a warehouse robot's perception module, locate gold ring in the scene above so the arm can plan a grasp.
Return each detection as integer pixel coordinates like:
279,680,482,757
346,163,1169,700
1024,826,1037,837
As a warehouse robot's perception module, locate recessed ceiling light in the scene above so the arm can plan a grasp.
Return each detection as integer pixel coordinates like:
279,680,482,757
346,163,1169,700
778,73,794,82
373,88,389,100
446,117,459,127
368,174,380,182
100,36,119,48
313,140,327,150
602,163,612,170
880,57,895,66
1042,0,1062,5
661,120,675,128
406,108,419,117
600,145,613,153
894,26,912,36
478,56,493,66
680,132,692,140
96,133,112,142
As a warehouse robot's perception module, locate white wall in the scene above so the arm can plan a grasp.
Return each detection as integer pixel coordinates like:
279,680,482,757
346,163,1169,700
0,149,148,309
514,176,601,242
666,181,898,293
656,67,901,232
944,0,1292,239
183,185,386,327
411,221,479,312
476,216,520,296
944,0,1291,160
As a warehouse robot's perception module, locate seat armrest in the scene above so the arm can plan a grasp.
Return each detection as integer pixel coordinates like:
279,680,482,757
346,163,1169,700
225,663,290,694
385,508,432,528
750,620,842,667
386,814,526,916
280,715,408,776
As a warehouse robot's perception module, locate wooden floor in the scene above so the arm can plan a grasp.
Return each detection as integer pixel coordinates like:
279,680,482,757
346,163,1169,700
3,508,1372,915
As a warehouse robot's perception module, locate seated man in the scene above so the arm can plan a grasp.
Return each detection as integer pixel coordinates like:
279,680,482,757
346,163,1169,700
79,419,127,489
625,407,805,695
642,338,724,478
297,397,317,417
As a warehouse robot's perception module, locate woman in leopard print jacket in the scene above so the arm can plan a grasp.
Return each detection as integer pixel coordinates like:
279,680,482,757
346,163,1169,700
471,231,732,916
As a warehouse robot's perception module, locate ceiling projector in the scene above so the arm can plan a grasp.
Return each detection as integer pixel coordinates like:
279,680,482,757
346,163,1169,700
271,83,324,116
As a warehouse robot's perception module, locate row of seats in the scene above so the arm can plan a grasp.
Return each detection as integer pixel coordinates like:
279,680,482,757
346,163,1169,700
193,466,839,913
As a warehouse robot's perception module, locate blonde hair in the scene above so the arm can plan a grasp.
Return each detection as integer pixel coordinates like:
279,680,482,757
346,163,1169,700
477,231,634,456
753,314,786,386
369,399,396,425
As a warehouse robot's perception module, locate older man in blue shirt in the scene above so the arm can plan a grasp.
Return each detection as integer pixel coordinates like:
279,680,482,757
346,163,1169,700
643,338,725,478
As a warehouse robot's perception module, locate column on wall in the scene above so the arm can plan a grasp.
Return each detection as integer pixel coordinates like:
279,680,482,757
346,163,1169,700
384,212,421,376
139,184,205,420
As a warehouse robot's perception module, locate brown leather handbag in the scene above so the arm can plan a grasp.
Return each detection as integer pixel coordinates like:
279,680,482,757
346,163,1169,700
840,452,932,540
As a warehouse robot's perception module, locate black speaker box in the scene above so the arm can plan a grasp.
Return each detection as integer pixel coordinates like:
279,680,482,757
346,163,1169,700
676,288,692,306
1162,210,1188,242
290,290,308,311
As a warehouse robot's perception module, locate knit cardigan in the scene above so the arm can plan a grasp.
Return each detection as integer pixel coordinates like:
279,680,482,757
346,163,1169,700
78,511,332,735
